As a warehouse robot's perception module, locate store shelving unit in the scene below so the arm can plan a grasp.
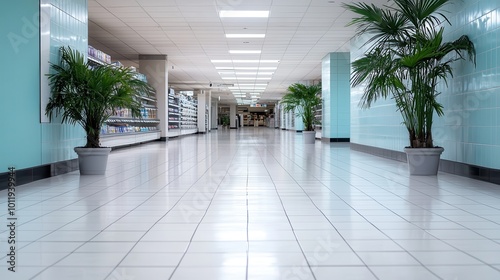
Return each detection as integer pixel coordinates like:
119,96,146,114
87,46,161,147
243,114,251,126
168,89,181,138
180,94,197,135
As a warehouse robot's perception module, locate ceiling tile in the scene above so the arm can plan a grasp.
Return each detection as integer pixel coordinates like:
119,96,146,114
88,0,390,100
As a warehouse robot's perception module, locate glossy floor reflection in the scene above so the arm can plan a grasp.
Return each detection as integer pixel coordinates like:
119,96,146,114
1,128,500,280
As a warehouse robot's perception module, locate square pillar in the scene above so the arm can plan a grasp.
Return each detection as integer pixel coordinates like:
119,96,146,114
229,104,237,129
322,52,350,142
139,55,168,140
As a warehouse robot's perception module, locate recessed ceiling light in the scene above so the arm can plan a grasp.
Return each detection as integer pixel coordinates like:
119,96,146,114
219,10,269,18
222,77,272,80
216,67,277,70
230,86,267,88
236,72,274,75
230,60,277,63
229,50,262,54
220,72,272,76
211,60,279,63
225,34,266,39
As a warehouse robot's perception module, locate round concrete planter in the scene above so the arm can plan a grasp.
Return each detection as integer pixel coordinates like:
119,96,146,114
74,147,112,175
404,147,444,176
303,131,316,144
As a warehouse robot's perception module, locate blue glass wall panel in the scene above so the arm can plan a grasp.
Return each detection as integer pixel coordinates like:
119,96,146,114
322,52,351,139
0,0,87,171
350,0,500,169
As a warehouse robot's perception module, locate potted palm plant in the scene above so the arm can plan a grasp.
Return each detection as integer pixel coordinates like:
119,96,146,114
344,0,475,175
280,83,322,144
221,115,230,128
46,46,153,175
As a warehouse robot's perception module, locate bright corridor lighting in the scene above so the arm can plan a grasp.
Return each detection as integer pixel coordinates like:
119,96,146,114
235,72,274,75
233,60,279,63
222,77,270,80
225,34,266,39
212,60,279,64
219,10,269,18
222,77,272,80
216,67,277,70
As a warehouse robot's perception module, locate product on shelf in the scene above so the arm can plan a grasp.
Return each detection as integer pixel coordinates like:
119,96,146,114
88,45,111,64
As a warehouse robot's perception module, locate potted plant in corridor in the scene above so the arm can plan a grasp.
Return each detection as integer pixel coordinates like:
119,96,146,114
344,0,475,175
46,46,153,175
220,114,230,128
280,83,322,144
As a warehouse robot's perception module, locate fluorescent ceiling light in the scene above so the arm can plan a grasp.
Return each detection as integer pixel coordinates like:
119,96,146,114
216,67,277,70
222,77,273,80
237,72,274,75
234,84,268,86
225,34,266,38
229,50,261,54
211,59,279,63
219,10,269,18
220,72,273,76
229,87,266,90
232,91,264,94
234,60,279,63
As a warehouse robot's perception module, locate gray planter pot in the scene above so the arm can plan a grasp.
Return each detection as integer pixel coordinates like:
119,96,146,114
303,131,316,144
74,147,112,175
404,147,444,176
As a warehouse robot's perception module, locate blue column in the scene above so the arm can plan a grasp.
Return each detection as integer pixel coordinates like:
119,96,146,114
321,52,350,142
294,106,304,132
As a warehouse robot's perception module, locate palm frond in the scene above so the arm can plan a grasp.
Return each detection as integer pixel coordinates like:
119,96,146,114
345,0,476,148
281,83,322,131
46,46,154,148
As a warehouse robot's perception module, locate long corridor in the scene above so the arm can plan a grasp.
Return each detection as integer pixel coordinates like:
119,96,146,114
1,128,500,280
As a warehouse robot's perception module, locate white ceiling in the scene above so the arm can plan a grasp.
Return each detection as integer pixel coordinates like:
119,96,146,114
88,0,386,104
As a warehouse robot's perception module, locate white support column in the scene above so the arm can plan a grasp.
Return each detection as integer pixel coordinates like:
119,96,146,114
197,90,207,133
212,99,218,129
229,104,237,129
207,90,212,132
139,55,168,140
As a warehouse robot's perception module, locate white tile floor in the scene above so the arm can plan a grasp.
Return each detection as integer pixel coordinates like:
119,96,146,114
1,128,500,280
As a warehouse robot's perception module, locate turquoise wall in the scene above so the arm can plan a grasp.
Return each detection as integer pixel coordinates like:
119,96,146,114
322,52,351,139
0,0,87,171
295,107,304,131
0,0,42,171
350,0,500,170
